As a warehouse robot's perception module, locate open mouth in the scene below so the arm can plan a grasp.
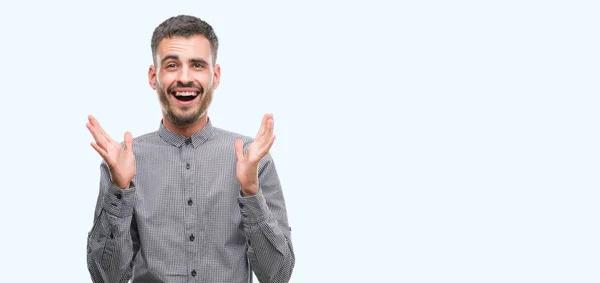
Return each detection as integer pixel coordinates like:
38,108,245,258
172,91,199,102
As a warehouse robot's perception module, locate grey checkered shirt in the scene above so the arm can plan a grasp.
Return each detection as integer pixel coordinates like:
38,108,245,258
86,118,294,283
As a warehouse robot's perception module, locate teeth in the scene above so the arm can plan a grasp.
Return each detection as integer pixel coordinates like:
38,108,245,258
175,92,197,96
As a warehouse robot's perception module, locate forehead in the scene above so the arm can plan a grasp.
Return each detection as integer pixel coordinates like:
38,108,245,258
156,35,212,62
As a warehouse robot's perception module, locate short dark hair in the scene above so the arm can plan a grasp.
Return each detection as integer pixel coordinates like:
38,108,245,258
151,15,219,65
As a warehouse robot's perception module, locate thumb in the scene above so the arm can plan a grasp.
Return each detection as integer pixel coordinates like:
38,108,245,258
234,139,244,160
124,131,133,152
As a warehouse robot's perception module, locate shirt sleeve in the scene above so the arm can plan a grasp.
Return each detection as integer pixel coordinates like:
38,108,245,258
237,154,295,283
87,161,140,283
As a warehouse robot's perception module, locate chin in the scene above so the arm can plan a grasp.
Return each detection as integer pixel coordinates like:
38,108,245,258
166,108,204,127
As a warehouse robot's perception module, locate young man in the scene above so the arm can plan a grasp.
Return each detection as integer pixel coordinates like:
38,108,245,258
86,15,294,283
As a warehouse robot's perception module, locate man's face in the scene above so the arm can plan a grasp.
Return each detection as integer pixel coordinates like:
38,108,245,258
148,35,220,127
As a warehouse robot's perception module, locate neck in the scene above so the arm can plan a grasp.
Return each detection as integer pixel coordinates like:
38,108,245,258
162,114,209,137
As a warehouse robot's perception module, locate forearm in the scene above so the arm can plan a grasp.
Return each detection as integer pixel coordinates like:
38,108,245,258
87,169,138,283
239,189,295,283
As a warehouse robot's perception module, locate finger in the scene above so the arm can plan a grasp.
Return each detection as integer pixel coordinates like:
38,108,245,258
261,135,276,153
258,113,275,143
90,142,110,162
234,139,245,160
255,114,269,140
255,132,275,155
87,122,106,149
88,115,114,143
124,131,133,152
266,115,274,139
258,115,274,146
88,115,103,133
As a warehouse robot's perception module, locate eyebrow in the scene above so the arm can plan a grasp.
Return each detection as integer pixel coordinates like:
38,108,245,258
190,58,208,66
161,55,179,64
161,55,209,66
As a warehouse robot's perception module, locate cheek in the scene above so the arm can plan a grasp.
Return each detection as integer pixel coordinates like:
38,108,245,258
197,74,213,87
158,74,175,90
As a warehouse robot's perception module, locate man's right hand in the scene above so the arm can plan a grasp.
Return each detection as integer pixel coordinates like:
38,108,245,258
86,115,136,190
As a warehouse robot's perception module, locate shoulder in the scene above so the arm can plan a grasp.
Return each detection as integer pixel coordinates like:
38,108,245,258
211,127,255,147
129,130,163,150
127,130,167,157
132,130,159,144
112,130,158,148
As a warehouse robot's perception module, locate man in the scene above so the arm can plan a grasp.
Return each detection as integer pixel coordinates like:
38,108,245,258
86,15,294,283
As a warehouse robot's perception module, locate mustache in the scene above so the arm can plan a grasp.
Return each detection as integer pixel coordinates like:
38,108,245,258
167,82,204,94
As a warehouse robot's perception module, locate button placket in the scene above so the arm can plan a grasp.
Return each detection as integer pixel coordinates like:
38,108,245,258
182,139,199,280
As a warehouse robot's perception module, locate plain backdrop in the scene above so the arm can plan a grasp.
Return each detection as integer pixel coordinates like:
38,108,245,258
0,0,598,282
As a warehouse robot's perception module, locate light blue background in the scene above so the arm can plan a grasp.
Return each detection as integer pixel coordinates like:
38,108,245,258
0,0,598,282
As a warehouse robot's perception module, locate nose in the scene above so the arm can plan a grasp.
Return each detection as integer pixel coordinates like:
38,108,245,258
178,66,192,84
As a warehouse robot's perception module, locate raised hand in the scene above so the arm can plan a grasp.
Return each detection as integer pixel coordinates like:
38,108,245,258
234,113,276,196
86,115,136,190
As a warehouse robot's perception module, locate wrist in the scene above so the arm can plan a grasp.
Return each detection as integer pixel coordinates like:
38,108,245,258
111,177,132,190
241,184,258,196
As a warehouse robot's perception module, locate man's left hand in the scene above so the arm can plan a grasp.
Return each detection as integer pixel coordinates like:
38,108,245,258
234,113,276,196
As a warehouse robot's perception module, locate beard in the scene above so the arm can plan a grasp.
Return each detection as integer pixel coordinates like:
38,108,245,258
157,80,214,127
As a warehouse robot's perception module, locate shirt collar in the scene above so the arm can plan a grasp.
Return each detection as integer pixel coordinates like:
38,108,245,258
158,118,214,148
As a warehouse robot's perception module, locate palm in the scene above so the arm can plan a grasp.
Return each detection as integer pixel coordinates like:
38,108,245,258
235,114,276,195
104,139,136,185
86,115,136,189
235,143,264,183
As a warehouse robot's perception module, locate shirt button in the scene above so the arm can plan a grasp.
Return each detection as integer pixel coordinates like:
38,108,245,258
238,203,244,208
188,199,193,206
191,270,197,277
186,163,191,170
185,138,192,145
190,234,195,241
115,193,122,199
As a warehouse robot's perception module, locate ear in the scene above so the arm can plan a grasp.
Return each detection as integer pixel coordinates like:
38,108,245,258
148,65,157,90
212,63,221,90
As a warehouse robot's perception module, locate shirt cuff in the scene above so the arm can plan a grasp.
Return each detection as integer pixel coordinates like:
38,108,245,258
102,181,136,218
238,189,270,224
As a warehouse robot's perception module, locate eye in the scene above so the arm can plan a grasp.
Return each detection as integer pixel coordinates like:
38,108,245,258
166,62,177,69
194,63,204,69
